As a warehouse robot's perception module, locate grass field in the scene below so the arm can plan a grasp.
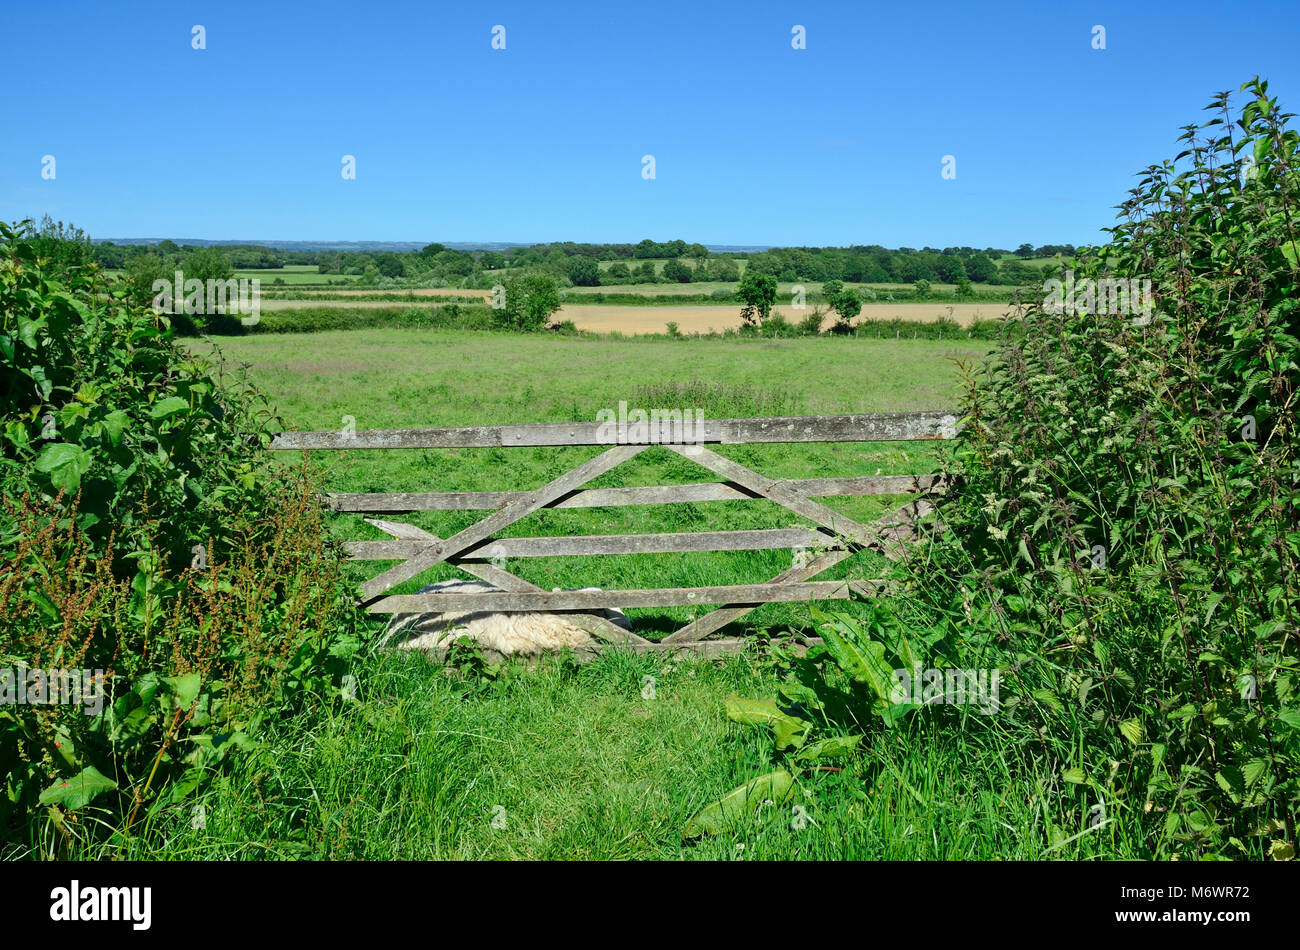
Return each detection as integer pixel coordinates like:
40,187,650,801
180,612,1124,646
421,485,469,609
199,329,975,630
237,264,362,286
127,327,1148,860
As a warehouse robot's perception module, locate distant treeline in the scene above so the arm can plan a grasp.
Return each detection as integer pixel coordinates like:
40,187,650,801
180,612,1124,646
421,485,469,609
46,214,1076,289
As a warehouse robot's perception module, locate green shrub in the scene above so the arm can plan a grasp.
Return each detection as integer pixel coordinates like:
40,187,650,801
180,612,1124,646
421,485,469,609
0,220,356,856
912,80,1299,858
493,273,561,331
796,306,826,336
741,80,1300,860
1,221,274,570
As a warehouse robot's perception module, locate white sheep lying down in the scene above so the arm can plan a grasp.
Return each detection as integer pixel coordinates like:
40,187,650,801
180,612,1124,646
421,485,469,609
383,578,632,659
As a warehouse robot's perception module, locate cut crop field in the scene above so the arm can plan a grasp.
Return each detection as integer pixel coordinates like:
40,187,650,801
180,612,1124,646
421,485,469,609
556,302,1013,334
249,300,1014,330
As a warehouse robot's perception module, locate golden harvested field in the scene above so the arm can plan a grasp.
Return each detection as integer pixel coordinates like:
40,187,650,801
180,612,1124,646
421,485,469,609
255,296,1013,331
558,302,1012,334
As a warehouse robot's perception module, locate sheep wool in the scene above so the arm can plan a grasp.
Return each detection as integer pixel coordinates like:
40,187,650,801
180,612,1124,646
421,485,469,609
384,579,629,659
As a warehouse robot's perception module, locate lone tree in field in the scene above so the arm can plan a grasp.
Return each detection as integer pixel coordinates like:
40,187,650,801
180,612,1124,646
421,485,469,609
737,270,777,326
826,284,862,333
495,273,562,331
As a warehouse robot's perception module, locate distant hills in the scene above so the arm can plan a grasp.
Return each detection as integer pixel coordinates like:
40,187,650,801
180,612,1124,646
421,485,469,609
94,238,775,253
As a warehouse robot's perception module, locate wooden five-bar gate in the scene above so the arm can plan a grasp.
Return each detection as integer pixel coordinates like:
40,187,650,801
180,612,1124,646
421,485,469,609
270,410,958,654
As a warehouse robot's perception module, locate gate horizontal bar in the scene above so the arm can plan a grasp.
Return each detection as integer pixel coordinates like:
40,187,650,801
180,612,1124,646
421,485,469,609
345,527,836,560
370,580,853,613
271,411,959,450
326,474,947,513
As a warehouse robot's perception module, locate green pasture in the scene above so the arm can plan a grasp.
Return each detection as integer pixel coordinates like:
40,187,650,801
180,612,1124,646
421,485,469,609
196,329,979,634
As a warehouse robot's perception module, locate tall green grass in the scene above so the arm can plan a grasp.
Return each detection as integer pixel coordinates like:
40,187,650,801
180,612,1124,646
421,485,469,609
80,648,1152,860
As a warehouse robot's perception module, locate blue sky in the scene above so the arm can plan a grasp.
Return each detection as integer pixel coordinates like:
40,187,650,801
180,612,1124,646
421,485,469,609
3,0,1297,248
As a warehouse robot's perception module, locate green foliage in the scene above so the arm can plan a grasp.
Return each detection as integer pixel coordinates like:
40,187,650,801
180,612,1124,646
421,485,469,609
797,305,826,336
122,253,171,307
494,273,562,331
0,219,356,855
567,256,601,286
683,769,794,839
633,261,659,284
685,602,938,838
964,254,998,283
30,216,92,276
181,246,234,284
193,304,496,336
374,252,406,278
906,80,1300,858
0,221,275,568
706,257,740,282
827,287,862,330
736,270,778,327
661,258,693,283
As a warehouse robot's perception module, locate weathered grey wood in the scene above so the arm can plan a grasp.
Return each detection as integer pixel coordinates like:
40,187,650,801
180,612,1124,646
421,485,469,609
344,527,832,561
361,518,651,647
426,637,829,659
666,444,878,546
289,411,954,639
369,580,851,614
662,549,852,644
866,498,936,560
630,637,765,656
847,580,890,597
358,444,647,603
880,497,933,526
325,474,947,513
360,517,437,542
624,637,754,656
271,411,959,451
718,413,958,444
599,636,828,656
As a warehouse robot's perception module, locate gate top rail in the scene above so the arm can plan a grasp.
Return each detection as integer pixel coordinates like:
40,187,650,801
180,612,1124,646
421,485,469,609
270,410,960,451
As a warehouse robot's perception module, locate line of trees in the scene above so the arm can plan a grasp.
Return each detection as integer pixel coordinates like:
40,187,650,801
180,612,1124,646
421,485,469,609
65,222,1077,291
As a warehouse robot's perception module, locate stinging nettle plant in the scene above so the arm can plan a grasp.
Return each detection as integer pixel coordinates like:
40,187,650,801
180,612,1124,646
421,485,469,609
703,79,1299,858
919,78,1299,858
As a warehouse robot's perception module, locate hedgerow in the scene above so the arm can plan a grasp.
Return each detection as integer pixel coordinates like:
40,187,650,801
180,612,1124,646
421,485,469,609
1,220,358,856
